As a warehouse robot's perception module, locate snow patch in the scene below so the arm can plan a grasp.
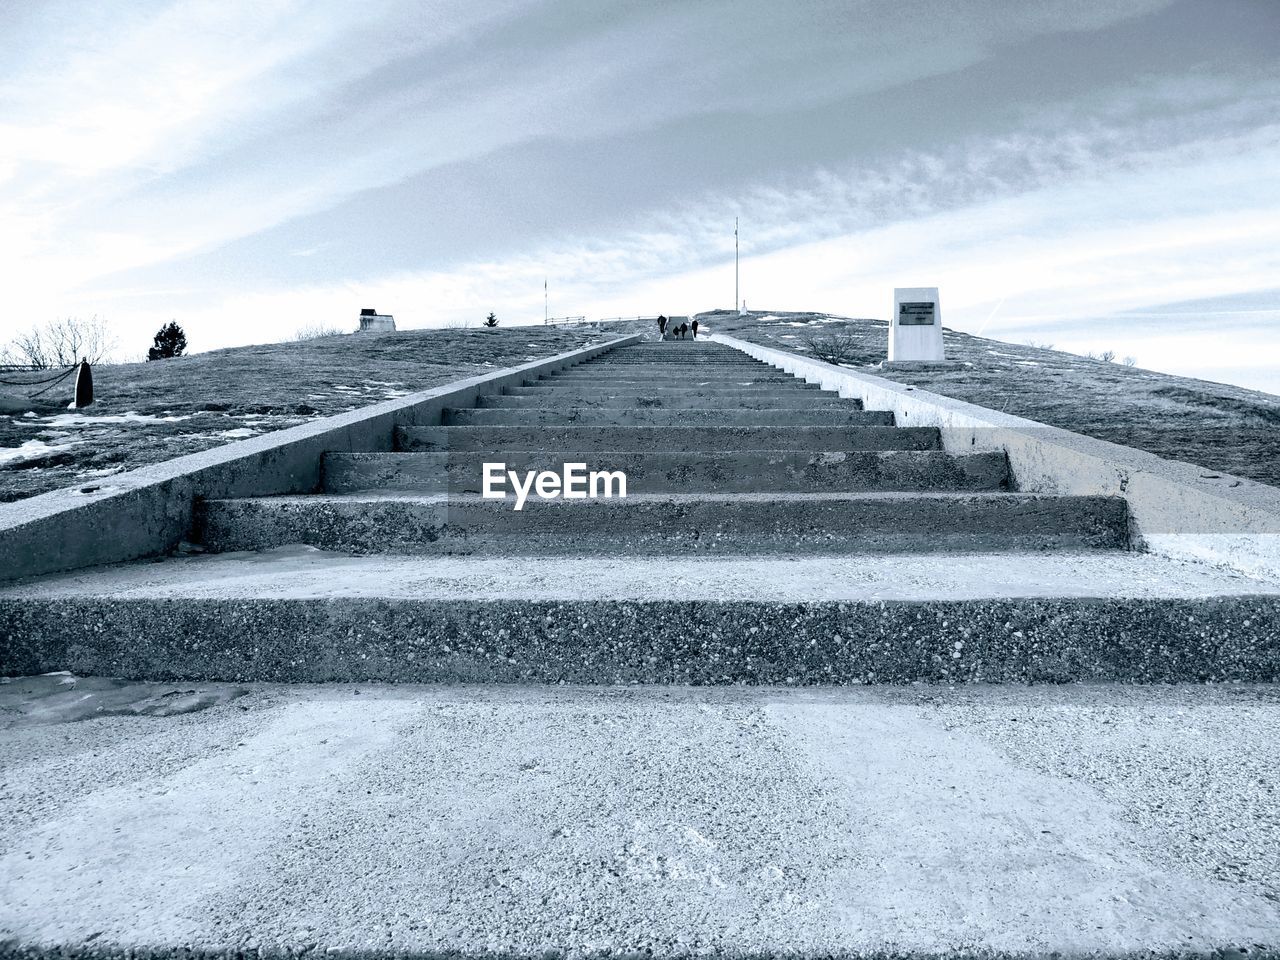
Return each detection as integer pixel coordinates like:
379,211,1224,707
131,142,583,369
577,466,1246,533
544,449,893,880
0,439,80,466
35,411,194,428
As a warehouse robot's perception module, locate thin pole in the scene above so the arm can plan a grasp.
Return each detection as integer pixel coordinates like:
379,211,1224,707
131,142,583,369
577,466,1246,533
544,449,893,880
734,217,739,312
544,278,548,325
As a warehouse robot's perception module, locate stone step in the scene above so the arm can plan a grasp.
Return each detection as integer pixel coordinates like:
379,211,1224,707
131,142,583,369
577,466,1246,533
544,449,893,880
321,450,1010,494
571,363,772,371
474,394,879,413
545,373,798,385
4,551,1275,684
510,382,827,395
443,407,887,427
397,424,942,452
554,362,780,371
195,491,1128,556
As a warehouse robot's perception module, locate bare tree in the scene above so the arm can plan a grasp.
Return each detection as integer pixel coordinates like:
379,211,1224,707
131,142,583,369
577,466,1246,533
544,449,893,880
2,316,115,368
1085,349,1118,363
802,332,860,365
1122,356,1137,367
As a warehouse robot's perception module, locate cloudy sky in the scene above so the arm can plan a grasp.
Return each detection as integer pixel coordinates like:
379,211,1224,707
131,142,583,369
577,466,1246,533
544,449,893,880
2,0,1278,392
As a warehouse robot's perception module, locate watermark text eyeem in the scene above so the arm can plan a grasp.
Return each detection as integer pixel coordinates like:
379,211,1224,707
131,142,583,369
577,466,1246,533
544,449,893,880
482,462,627,511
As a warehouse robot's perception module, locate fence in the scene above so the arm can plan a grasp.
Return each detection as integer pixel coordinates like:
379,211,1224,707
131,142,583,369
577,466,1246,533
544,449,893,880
545,316,660,327
0,362,93,406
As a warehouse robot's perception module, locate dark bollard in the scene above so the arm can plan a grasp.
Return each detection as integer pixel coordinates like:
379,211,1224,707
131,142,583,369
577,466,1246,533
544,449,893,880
74,359,94,408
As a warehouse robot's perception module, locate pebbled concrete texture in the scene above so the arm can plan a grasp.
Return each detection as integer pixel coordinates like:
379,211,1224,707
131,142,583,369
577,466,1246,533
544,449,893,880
2,550,1278,683
508,381,827,394
442,406,887,427
1,681,1278,957
475,394,875,411
320,450,1012,494
192,491,1129,556
397,424,944,452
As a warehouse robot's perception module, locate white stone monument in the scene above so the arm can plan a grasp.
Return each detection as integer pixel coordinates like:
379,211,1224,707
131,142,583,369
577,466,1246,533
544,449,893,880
358,308,396,333
888,287,943,362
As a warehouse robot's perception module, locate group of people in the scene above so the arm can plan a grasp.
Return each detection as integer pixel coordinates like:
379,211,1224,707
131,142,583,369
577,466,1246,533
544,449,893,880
656,315,699,340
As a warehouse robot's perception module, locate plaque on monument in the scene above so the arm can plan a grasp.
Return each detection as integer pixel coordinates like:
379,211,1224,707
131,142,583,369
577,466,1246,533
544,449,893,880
898,302,935,326
888,287,944,362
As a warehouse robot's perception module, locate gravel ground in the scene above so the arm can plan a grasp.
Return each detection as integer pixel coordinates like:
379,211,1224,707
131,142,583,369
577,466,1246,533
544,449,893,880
1,678,1278,957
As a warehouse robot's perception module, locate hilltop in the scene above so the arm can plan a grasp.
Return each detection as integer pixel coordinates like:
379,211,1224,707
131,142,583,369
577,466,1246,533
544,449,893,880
701,310,1280,489
2,311,1276,503
0,323,646,503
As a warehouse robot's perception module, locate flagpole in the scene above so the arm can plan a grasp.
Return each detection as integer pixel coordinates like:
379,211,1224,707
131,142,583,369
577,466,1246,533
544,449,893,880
544,278,548,325
734,217,739,313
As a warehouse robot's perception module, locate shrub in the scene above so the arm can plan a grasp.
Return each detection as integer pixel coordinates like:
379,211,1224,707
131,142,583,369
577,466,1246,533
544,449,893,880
147,321,187,361
802,332,861,365
293,323,346,341
483,312,499,328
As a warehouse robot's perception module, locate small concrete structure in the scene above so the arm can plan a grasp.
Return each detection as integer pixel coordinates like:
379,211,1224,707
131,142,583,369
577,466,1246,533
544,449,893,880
888,287,943,362
358,308,396,333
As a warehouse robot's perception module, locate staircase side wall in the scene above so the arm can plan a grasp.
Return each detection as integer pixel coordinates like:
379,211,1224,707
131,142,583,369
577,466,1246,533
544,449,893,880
0,336,641,582
713,333,1280,581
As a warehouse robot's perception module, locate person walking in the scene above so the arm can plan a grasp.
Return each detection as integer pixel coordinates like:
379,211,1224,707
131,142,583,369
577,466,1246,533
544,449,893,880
657,315,668,339
691,318,699,339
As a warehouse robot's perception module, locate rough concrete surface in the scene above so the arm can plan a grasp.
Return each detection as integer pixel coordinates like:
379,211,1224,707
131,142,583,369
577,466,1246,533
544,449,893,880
319,450,1011,495
3,549,1279,684
1,680,1278,957
397,424,944,452
192,491,1130,556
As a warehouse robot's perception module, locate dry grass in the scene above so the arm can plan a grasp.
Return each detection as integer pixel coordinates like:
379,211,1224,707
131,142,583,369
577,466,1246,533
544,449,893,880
0,324,645,502
706,310,1280,489
7,311,1276,501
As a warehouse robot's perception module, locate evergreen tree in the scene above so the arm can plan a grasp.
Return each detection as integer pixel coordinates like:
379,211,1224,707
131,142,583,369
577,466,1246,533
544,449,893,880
483,312,498,328
147,321,187,361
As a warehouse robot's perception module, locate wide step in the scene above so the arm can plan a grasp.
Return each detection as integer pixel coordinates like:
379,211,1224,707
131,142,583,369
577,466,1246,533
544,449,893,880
322,450,1011,494
444,407,888,426
511,381,825,394
195,491,1127,555
3,551,1274,683
476,395,876,412
397,424,943,452
503,386,829,401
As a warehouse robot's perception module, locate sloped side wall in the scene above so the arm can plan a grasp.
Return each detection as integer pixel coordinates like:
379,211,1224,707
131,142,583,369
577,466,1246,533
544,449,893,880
714,333,1280,581
0,335,641,581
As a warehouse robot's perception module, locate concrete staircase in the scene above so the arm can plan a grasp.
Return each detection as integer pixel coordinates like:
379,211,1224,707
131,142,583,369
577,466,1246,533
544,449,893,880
3,338,1280,958
194,341,1128,556
3,339,1278,685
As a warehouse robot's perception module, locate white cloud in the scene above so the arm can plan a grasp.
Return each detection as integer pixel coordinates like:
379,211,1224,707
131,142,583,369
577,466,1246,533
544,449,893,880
0,0,1275,399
